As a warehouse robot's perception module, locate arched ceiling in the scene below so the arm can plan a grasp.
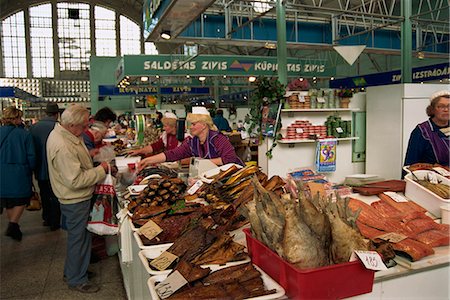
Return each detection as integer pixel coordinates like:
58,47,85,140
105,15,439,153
0,0,144,25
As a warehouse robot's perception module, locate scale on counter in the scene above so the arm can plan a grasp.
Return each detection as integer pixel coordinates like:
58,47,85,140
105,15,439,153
189,157,218,178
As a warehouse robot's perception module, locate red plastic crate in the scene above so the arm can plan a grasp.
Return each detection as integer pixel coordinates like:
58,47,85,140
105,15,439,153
244,228,375,299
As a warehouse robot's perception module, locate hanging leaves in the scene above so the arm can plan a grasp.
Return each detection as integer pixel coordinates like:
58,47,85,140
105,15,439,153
247,77,285,159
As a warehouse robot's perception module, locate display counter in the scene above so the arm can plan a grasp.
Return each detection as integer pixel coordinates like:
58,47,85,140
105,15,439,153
117,214,449,300
115,170,449,300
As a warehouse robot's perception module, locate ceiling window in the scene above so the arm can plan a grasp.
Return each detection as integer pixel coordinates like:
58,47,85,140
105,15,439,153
1,3,143,78
252,0,272,14
30,3,54,78
57,2,91,71
1,11,26,77
145,42,158,54
120,16,140,55
95,6,116,56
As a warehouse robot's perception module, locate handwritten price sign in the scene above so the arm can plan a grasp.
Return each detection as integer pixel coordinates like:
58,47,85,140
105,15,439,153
155,271,188,299
139,220,163,241
150,251,178,271
354,250,387,271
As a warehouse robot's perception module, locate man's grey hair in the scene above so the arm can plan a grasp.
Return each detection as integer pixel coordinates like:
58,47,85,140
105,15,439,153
60,105,89,126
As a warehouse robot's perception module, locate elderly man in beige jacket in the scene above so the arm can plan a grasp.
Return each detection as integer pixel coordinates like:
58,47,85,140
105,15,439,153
47,105,108,294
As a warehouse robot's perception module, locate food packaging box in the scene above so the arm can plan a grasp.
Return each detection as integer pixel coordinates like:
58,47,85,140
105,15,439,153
147,264,285,300
404,170,450,217
243,228,375,300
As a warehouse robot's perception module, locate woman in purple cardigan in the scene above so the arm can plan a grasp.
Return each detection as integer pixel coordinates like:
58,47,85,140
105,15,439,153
138,106,244,171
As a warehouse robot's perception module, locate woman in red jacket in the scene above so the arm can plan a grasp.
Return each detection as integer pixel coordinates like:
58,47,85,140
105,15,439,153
129,112,182,156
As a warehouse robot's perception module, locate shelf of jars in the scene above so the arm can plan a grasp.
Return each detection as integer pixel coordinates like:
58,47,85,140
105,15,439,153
278,137,359,144
282,108,360,113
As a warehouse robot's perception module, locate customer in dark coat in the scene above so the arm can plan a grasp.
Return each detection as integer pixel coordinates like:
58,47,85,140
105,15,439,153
0,107,36,241
213,109,232,132
30,103,61,230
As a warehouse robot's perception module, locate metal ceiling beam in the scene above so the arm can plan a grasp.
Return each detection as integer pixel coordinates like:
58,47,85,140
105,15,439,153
161,36,448,59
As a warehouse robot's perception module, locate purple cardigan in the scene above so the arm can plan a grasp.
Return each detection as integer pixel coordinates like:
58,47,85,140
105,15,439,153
164,130,244,166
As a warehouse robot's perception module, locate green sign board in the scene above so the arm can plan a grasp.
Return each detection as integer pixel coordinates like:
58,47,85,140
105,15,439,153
118,55,334,83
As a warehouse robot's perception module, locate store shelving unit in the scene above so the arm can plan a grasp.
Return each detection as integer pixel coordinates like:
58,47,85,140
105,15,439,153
259,100,363,182
278,137,359,144
281,108,360,113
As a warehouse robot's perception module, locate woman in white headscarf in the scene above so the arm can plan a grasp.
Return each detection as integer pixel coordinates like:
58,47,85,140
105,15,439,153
130,112,182,156
137,107,243,171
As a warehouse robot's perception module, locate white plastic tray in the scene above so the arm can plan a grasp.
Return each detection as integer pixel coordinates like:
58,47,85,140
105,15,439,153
133,231,173,250
127,185,147,195
200,163,243,184
404,170,450,217
129,219,140,232
139,246,250,276
139,174,162,185
395,246,450,269
147,264,285,300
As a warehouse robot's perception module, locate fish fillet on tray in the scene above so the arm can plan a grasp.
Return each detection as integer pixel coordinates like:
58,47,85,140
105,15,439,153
147,264,285,300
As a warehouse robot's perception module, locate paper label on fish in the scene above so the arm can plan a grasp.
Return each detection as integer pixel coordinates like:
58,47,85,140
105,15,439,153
299,95,306,102
151,251,178,271
351,250,388,271
383,192,408,202
139,220,163,241
155,270,188,299
296,128,304,134
375,232,407,243
433,167,450,177
187,180,203,195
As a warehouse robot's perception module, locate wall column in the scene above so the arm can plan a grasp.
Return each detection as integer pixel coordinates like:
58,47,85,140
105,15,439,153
401,0,412,83
276,0,287,85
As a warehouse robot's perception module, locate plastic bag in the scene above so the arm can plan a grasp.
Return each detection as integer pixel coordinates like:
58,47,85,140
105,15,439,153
87,168,119,235
93,145,116,163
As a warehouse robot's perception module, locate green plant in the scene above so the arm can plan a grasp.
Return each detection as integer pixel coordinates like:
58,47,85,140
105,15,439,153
338,89,354,98
247,77,285,159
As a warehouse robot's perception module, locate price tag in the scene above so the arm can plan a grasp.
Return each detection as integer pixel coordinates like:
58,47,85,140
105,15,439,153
150,251,178,271
155,270,188,299
187,180,203,195
375,232,407,243
139,220,163,241
352,250,388,271
335,127,344,133
384,192,408,202
299,95,306,103
426,172,439,184
433,167,450,177
317,97,325,103
296,128,304,134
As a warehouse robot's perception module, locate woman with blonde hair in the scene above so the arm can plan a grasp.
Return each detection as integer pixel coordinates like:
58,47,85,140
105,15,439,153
0,107,36,241
138,106,243,170
129,112,182,156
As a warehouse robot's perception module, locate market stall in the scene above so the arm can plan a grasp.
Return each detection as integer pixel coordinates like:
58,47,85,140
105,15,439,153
112,159,449,300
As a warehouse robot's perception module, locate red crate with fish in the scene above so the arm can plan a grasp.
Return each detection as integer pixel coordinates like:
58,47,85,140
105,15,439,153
244,228,375,299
